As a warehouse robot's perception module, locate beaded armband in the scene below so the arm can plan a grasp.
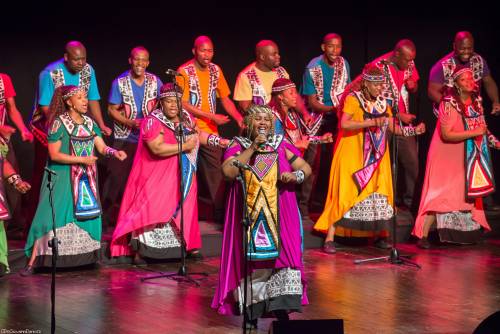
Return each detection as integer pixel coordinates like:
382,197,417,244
293,170,305,184
402,125,417,137
488,131,499,148
7,174,21,186
105,147,117,158
207,134,222,147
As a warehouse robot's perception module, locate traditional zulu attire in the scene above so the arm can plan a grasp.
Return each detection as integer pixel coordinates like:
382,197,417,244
102,71,162,226
25,112,104,267
413,93,494,243
429,52,491,115
110,108,201,258
212,134,307,320
300,55,351,217
315,92,395,235
234,62,289,106
372,52,420,210
176,60,231,223
26,60,101,230
0,73,23,230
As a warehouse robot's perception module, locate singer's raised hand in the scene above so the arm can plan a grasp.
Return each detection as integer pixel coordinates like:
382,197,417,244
252,132,267,150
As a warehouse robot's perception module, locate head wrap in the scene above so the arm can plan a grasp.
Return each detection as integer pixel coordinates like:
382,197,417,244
271,78,296,94
159,82,183,99
452,66,473,81
62,85,83,100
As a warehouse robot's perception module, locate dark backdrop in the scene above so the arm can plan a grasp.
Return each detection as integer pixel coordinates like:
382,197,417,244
1,7,499,203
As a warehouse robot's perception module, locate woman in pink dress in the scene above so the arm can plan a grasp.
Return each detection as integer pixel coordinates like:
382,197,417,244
110,83,229,263
413,67,500,248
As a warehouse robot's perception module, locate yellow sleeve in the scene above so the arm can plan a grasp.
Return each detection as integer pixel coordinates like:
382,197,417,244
216,68,231,99
233,72,252,101
343,95,358,116
176,72,190,102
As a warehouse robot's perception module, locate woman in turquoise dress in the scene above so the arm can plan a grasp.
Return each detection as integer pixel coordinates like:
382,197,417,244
21,85,127,275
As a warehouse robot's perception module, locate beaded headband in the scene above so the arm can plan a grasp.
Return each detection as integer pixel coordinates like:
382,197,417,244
452,67,473,80
271,83,296,93
362,73,385,82
62,87,83,100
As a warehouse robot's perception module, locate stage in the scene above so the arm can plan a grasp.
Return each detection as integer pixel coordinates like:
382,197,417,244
2,234,500,333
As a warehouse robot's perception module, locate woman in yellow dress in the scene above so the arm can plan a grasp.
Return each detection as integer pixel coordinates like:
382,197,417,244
314,64,425,254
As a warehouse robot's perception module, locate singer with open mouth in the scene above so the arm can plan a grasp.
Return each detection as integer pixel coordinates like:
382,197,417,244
212,104,311,329
22,85,127,276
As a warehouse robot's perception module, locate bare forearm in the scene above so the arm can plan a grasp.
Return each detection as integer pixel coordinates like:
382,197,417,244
49,151,84,164
309,97,334,114
428,83,443,104
237,100,251,113
108,107,132,127
148,142,181,157
441,128,478,142
6,100,29,132
222,146,255,179
484,77,499,104
220,97,243,123
182,101,212,121
341,118,373,130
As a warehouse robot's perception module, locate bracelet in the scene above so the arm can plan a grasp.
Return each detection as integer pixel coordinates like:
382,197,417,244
308,136,322,144
292,170,305,184
207,134,221,147
7,174,21,186
402,125,417,137
105,147,117,157
488,133,499,147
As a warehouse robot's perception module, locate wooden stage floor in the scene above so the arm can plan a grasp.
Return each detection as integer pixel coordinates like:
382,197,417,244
2,239,500,333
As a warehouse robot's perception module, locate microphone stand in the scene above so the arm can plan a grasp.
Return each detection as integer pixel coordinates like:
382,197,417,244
141,76,208,286
353,61,420,269
46,169,59,334
234,161,253,333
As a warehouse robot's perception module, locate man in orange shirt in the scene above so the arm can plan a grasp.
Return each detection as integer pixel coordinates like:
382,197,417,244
177,36,243,223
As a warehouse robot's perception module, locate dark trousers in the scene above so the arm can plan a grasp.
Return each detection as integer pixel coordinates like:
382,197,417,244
197,144,225,223
395,135,419,209
102,140,138,228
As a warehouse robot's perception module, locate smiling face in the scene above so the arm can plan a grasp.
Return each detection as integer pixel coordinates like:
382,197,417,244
321,37,342,64
454,38,474,63
67,90,88,114
249,111,273,138
160,96,179,119
454,70,476,94
129,48,150,77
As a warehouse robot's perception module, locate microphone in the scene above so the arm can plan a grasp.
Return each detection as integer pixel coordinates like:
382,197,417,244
257,128,267,149
165,69,182,76
44,167,57,176
232,159,251,170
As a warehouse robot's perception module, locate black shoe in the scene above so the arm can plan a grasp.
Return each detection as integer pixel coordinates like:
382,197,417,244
19,265,34,277
417,238,431,249
0,264,7,277
133,256,147,266
374,238,392,249
323,241,337,254
274,310,290,321
187,250,204,260
243,318,258,329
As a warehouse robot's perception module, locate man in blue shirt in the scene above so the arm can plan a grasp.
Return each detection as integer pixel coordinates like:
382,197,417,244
103,46,162,227
300,33,351,228
25,41,111,230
